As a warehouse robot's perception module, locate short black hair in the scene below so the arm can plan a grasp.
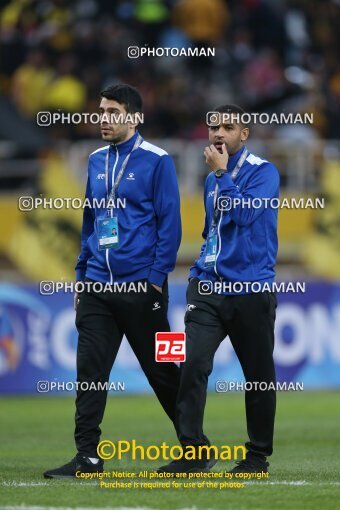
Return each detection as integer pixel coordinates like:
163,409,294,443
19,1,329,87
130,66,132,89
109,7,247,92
213,104,247,127
214,104,245,116
100,84,143,113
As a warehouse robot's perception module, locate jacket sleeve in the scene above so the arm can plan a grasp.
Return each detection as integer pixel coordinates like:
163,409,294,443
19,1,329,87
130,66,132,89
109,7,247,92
215,162,280,226
75,164,95,281
189,178,209,280
148,155,182,287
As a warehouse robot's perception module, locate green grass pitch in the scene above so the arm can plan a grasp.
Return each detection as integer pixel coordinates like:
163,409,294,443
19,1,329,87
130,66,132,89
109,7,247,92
1,391,339,509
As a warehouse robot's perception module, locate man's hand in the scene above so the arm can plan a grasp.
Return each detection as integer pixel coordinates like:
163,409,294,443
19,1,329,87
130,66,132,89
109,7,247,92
151,284,162,294
204,143,229,172
74,292,80,311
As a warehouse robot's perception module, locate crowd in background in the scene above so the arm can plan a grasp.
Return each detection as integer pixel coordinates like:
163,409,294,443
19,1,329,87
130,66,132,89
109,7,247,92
0,0,340,144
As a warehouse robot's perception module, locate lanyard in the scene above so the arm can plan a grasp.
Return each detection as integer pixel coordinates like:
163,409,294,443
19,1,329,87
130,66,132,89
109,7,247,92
211,146,248,228
105,133,142,206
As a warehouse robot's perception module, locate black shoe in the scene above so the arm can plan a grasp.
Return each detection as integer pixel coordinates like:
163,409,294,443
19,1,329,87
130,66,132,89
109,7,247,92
207,457,218,469
229,452,269,474
158,443,217,473
157,457,210,473
43,454,104,479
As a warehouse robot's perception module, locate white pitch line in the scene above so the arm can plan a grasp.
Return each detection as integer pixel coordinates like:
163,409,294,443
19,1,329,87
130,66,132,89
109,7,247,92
1,482,98,487
246,481,340,486
1,480,340,489
0,507,162,510
0,507,203,510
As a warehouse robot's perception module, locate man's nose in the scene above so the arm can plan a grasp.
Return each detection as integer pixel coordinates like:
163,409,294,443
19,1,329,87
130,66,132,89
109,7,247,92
215,126,225,136
100,112,110,124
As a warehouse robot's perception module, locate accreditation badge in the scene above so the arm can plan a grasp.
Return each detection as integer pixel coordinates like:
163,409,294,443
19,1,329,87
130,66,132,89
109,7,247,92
204,232,218,267
96,216,119,250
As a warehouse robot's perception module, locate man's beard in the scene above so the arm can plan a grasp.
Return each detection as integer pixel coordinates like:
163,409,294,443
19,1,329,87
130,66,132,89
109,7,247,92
102,129,127,144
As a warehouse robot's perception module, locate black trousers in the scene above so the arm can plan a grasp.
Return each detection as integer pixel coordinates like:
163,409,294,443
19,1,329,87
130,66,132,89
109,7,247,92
177,278,277,457
74,279,180,457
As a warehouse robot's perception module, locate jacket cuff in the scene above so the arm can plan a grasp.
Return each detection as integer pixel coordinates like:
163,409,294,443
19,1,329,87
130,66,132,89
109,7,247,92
148,269,167,287
215,172,237,193
189,267,200,281
75,268,86,281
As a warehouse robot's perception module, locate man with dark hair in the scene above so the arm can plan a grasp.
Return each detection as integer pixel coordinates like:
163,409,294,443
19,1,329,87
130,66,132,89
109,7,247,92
159,104,279,474
100,83,143,115
44,84,182,478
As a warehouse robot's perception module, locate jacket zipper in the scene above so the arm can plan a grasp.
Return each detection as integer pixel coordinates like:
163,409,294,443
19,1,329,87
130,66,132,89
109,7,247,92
214,212,223,282
106,146,119,284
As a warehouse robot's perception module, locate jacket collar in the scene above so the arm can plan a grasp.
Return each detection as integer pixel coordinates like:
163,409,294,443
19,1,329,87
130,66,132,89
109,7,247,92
227,144,246,172
110,130,141,155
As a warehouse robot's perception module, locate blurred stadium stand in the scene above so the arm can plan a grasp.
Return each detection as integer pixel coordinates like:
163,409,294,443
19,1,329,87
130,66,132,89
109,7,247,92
0,0,340,281
1,0,340,391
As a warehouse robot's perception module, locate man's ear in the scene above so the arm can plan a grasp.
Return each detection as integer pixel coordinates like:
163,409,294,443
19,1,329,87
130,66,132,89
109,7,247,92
128,113,141,132
241,127,249,142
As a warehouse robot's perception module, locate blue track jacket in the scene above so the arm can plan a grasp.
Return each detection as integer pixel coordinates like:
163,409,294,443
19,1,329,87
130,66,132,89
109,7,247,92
190,145,280,294
75,131,182,287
